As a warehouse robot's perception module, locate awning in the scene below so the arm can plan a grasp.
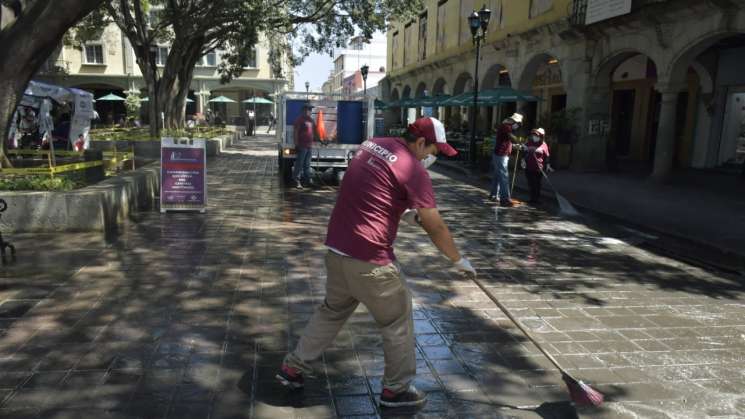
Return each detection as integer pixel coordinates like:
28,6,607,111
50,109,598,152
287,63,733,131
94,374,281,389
242,97,273,104
442,87,541,106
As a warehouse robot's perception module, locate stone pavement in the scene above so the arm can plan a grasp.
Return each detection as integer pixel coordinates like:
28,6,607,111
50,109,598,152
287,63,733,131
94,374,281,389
0,134,743,418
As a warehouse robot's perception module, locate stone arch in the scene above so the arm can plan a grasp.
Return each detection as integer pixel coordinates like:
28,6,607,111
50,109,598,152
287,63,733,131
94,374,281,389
481,63,512,89
452,72,473,95
666,31,745,169
390,88,400,101
667,31,745,86
401,85,412,99
589,50,662,170
517,53,563,92
432,78,448,95
414,82,427,98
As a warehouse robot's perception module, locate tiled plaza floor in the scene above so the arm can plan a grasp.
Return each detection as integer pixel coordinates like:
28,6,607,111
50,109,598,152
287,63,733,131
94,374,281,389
1,134,743,418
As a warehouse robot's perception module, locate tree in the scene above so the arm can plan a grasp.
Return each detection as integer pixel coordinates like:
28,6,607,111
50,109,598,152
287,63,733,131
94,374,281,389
159,0,423,129
0,0,105,167
83,0,422,133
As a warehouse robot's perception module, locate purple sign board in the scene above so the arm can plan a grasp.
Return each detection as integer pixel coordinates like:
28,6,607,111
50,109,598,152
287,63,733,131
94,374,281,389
160,137,207,212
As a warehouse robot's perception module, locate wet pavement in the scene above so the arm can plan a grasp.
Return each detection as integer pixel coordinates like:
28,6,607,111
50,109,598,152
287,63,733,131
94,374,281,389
1,134,744,418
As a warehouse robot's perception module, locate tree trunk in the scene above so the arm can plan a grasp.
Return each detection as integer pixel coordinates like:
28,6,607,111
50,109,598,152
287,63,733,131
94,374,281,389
0,0,105,167
132,45,160,138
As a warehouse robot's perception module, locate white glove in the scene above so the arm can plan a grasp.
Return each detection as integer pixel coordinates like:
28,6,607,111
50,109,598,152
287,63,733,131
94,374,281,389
546,164,555,173
520,159,526,169
454,257,476,278
401,209,419,226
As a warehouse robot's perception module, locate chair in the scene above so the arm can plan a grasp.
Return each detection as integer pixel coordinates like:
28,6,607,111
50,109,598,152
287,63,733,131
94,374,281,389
0,199,16,264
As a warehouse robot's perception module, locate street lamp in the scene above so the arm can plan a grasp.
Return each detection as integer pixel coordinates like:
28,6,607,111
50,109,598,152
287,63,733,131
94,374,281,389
467,5,491,166
305,81,310,94
360,64,369,96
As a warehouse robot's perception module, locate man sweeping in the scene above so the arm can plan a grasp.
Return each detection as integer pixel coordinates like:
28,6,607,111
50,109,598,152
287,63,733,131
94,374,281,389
276,116,476,407
489,113,523,206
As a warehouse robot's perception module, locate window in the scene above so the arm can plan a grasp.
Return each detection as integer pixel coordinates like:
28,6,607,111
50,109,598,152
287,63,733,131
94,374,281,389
392,31,400,69
491,0,504,29
199,50,217,67
83,44,104,65
418,12,427,61
242,46,257,68
155,46,169,66
436,1,448,52
459,0,475,46
404,22,416,66
530,0,553,18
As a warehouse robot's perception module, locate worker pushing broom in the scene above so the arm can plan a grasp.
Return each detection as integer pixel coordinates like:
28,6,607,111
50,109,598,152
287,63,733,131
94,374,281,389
276,116,603,408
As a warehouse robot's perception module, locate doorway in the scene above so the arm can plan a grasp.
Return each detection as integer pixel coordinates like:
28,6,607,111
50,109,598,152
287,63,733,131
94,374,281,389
720,89,745,166
611,89,635,156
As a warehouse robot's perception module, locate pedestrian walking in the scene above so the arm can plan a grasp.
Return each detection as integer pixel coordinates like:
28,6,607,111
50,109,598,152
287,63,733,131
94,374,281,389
292,104,315,189
489,113,523,207
267,111,276,133
276,116,477,408
245,109,256,136
521,128,552,205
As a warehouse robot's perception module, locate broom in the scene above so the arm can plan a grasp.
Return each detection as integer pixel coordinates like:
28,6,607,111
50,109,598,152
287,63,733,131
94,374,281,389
510,146,521,195
466,272,604,406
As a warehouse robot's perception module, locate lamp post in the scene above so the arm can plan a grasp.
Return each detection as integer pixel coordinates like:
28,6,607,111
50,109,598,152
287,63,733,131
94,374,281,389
467,5,491,166
360,64,369,96
305,81,310,97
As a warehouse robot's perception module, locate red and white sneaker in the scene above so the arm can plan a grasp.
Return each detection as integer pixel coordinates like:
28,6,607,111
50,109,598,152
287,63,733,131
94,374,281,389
276,364,304,389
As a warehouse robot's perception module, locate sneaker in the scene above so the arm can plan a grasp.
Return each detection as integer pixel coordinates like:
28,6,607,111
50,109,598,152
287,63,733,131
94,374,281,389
276,364,304,389
500,200,514,207
380,385,427,407
295,180,303,190
488,195,497,201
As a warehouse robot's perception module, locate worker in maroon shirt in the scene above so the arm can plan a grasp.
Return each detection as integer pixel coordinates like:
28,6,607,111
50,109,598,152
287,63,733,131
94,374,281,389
292,104,315,189
489,113,523,206
277,117,477,408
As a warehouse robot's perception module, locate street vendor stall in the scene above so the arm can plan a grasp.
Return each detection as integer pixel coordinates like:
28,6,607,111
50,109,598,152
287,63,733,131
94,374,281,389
8,80,95,152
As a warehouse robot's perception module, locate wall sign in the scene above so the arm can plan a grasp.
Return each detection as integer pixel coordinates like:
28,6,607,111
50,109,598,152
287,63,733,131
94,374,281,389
586,0,632,25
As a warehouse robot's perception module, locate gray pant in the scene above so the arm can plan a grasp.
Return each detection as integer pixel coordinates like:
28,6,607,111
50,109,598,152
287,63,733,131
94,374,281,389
293,147,312,182
285,251,415,393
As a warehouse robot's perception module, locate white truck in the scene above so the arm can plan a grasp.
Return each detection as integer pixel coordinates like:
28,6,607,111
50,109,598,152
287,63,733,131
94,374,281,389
276,92,377,184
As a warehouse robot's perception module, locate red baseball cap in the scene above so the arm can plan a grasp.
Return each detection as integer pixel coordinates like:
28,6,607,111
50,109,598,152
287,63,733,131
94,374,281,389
406,117,458,157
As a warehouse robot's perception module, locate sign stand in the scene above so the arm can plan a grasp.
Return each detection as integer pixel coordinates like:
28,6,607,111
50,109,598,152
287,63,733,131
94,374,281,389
160,137,207,213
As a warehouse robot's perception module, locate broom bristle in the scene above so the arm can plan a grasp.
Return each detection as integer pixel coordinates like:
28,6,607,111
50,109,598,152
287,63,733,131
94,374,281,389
562,374,604,406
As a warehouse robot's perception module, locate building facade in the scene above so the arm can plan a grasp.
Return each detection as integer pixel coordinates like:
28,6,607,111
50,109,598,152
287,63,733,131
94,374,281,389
36,22,292,124
384,0,745,178
328,33,387,95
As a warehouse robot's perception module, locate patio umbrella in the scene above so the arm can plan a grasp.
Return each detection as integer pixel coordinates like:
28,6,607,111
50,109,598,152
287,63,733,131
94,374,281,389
140,97,193,102
242,97,273,104
442,87,541,107
208,95,236,103
97,93,126,101
414,95,452,107
374,99,389,110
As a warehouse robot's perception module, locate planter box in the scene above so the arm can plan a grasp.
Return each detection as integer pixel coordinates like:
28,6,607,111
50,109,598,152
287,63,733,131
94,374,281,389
0,163,160,233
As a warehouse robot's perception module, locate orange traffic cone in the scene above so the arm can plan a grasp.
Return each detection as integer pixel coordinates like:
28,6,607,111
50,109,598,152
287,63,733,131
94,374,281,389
316,109,327,141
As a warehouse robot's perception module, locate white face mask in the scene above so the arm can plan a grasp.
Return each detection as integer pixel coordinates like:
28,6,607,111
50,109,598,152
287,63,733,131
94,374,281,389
512,123,520,131
530,135,541,143
421,154,437,169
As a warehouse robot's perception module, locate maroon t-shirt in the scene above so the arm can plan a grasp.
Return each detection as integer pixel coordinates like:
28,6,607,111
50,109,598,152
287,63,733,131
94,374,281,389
494,123,513,156
325,137,437,265
525,142,550,172
293,115,314,148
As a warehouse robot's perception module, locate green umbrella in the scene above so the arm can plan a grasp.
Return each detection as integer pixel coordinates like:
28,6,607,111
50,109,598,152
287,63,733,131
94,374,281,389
443,87,541,106
242,97,273,104
140,97,193,103
413,95,452,107
208,95,236,103
97,93,126,101
374,99,388,110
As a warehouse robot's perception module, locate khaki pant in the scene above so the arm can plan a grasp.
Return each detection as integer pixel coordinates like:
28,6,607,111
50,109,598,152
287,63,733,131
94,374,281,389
285,251,415,393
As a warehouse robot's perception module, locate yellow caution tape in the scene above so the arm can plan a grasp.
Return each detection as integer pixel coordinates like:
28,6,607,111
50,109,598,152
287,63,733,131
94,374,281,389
0,160,103,175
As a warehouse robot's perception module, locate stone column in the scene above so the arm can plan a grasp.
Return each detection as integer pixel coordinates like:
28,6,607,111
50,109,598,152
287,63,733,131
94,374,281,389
651,85,685,181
